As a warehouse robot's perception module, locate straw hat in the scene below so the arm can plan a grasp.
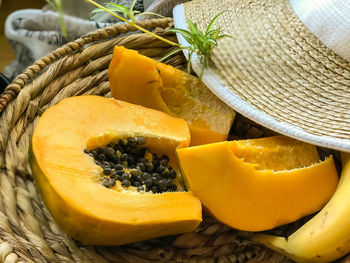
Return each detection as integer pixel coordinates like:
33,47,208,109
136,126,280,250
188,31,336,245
173,0,350,151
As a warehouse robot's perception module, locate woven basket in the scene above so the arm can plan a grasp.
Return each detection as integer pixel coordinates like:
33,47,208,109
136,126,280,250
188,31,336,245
0,18,345,263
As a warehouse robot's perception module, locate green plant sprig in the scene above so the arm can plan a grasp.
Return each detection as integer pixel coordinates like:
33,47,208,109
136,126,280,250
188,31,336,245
87,0,230,77
86,0,178,47
91,0,139,23
166,11,230,76
91,1,166,23
46,0,67,38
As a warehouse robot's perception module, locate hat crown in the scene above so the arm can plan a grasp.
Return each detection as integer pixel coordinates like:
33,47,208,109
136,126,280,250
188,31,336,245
290,0,350,61
174,0,350,151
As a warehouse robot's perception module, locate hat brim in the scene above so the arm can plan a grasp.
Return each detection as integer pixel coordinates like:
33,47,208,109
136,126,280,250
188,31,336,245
173,1,350,152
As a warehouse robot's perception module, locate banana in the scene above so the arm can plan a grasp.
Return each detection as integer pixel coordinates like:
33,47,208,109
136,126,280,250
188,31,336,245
253,153,350,263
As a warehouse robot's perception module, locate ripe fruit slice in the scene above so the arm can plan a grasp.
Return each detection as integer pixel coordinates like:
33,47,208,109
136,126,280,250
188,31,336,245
30,96,202,245
108,46,235,145
253,152,350,263
177,136,338,231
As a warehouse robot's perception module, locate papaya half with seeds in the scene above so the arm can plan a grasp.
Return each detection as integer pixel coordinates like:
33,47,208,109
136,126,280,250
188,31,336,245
30,95,202,245
177,136,339,232
108,46,235,146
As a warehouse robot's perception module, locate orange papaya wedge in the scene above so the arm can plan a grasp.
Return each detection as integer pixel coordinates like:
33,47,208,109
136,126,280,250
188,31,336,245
177,136,338,231
108,46,235,145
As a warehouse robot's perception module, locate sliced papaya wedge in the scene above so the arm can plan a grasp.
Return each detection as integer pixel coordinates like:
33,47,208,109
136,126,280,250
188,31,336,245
30,96,202,245
177,136,338,231
108,46,235,146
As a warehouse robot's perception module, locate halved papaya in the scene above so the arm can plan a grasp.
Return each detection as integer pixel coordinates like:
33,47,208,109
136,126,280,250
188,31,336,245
30,95,202,245
176,136,338,231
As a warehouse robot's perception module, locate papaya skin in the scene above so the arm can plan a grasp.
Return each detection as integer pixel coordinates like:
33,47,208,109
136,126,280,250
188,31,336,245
30,96,202,245
177,137,339,231
109,47,171,114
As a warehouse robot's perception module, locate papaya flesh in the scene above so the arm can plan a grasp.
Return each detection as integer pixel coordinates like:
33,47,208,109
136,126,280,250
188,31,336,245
108,46,235,146
177,136,339,231
30,96,202,245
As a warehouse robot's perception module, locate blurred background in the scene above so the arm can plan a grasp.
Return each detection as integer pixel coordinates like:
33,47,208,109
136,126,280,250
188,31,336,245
0,0,183,86
0,0,45,71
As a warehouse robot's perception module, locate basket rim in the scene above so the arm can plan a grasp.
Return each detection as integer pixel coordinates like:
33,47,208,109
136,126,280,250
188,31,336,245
0,16,300,262
0,17,174,115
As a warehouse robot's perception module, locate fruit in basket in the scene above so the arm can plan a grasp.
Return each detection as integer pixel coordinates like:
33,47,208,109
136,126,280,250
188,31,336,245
30,95,202,245
108,46,235,146
253,152,350,263
176,136,338,231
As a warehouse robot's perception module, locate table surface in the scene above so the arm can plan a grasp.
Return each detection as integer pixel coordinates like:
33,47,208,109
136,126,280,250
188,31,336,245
0,0,46,72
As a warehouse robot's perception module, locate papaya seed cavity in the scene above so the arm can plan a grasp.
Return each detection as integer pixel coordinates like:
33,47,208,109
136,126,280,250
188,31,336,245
85,137,178,194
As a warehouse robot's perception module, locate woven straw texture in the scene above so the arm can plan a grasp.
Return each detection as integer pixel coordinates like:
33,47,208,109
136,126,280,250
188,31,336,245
183,0,350,142
0,18,347,263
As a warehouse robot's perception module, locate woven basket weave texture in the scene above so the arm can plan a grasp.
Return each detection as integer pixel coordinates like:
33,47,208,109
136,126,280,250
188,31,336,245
0,18,346,263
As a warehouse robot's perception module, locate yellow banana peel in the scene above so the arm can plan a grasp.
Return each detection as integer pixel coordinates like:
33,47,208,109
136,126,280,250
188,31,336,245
253,152,350,262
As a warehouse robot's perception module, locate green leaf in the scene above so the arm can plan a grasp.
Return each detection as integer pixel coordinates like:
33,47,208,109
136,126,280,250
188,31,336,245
205,10,227,35
206,29,220,38
182,35,195,45
46,0,67,38
205,38,218,46
168,28,193,39
91,7,103,13
187,51,194,74
217,34,232,39
91,6,125,14
187,19,199,35
136,12,166,18
96,2,136,22
159,48,183,62
105,3,129,14
55,0,62,8
129,0,138,12
192,32,205,47
105,2,129,10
